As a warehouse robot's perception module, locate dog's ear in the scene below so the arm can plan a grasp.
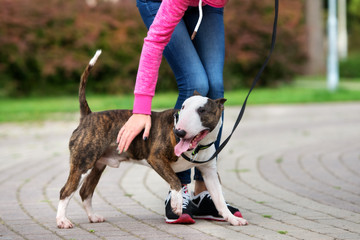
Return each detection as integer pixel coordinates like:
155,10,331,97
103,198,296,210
193,90,202,96
215,98,227,106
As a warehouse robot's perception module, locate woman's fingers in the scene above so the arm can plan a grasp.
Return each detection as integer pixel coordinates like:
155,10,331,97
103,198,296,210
117,114,151,153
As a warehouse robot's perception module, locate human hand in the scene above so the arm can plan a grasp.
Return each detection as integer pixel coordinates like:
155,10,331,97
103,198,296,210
117,114,151,153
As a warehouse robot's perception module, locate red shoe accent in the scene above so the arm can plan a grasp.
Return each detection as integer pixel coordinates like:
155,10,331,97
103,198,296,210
234,211,243,218
165,214,195,224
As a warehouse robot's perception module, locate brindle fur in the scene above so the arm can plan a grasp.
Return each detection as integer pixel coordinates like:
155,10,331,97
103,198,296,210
59,64,181,205
57,57,233,228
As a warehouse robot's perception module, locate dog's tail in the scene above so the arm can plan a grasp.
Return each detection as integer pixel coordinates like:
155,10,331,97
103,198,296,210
79,50,102,120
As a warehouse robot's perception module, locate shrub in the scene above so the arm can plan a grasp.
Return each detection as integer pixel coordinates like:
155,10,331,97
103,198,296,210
0,0,307,97
224,0,307,88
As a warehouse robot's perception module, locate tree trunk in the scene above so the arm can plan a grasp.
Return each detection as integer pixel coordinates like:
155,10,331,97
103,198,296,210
305,0,325,75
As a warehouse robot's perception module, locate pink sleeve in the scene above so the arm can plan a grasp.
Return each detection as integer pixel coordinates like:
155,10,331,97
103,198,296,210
133,0,190,115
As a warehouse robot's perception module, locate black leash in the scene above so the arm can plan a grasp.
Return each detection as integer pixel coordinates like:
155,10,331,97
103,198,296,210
181,0,279,164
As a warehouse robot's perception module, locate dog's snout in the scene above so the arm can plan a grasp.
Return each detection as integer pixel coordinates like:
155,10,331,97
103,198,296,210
174,129,187,138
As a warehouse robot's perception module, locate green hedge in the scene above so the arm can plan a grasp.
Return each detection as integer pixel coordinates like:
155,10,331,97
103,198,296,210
340,53,360,79
0,0,307,97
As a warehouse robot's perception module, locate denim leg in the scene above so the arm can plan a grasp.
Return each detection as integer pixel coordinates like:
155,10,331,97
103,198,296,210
137,0,210,185
184,6,225,100
136,1,224,105
193,6,225,158
184,6,225,182
136,0,162,29
162,11,211,185
136,1,225,184
163,22,210,109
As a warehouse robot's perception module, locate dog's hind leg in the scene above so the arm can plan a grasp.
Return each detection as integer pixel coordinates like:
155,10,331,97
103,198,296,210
57,164,84,229
79,161,107,224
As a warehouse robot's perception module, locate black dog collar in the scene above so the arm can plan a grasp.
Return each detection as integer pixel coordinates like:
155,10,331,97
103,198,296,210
180,141,215,164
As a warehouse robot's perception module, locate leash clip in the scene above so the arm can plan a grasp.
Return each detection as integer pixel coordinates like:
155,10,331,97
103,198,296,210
190,152,199,162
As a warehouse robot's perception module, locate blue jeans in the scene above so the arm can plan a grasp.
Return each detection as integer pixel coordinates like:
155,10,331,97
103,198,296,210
136,0,225,184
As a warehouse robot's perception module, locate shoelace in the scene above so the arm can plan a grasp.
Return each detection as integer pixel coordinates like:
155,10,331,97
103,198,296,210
191,191,210,208
204,192,230,207
166,186,191,209
182,186,191,209
205,192,212,200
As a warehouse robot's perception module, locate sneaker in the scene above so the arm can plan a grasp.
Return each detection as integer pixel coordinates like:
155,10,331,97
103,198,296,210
192,191,243,221
165,185,196,224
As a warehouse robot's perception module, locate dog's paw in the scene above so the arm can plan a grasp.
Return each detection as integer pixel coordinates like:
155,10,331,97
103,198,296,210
170,190,183,216
57,217,74,229
226,215,248,226
88,214,105,223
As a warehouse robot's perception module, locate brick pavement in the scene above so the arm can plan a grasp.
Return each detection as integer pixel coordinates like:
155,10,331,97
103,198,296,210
0,102,359,240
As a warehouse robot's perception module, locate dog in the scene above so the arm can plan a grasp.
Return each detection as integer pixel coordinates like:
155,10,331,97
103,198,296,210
56,50,248,228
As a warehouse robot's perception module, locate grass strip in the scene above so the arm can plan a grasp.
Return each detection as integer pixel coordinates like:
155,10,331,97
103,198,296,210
1,79,360,122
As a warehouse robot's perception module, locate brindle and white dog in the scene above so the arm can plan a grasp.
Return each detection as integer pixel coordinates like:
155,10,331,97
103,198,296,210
56,50,248,228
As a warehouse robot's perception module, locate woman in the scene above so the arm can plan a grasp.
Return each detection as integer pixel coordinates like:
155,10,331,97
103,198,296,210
117,0,243,224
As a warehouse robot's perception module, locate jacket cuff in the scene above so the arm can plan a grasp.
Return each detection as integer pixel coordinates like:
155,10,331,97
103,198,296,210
133,94,153,115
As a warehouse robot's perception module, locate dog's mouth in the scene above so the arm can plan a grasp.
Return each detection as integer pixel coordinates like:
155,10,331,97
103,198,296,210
174,129,209,156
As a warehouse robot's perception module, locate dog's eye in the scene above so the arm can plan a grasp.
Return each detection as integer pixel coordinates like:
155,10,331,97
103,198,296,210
197,108,206,114
181,105,185,110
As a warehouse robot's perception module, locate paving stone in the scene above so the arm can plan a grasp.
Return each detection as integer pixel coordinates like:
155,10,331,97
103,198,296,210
1,103,360,239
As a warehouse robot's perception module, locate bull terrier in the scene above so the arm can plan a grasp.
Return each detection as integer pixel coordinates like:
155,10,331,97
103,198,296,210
56,50,248,228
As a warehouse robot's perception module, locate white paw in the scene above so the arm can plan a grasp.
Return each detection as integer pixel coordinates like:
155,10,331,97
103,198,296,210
89,214,105,223
170,190,183,216
227,215,248,226
57,217,74,229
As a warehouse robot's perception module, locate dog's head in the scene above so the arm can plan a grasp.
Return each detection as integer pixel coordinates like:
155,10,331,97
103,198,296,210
173,92,226,156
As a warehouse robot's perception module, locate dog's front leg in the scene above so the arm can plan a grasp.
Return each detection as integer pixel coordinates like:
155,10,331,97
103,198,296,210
198,164,248,226
147,157,183,215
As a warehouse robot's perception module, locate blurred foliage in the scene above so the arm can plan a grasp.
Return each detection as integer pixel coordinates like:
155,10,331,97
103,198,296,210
348,0,360,50
340,52,360,78
223,0,307,89
338,0,360,79
0,0,307,97
349,0,360,16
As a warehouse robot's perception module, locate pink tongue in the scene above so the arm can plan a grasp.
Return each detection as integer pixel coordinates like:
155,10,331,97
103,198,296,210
174,139,192,156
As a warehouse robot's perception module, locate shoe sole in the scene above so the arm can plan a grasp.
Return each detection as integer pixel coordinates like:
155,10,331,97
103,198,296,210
193,211,243,222
165,214,195,224
193,215,226,221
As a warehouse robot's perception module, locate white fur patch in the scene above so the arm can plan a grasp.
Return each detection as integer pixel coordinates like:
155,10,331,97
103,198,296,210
56,196,74,228
170,189,183,216
80,169,91,184
98,157,120,168
175,96,208,139
83,197,105,223
89,50,102,66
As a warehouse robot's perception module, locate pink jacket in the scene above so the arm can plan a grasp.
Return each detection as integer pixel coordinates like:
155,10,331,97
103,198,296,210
133,0,227,115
